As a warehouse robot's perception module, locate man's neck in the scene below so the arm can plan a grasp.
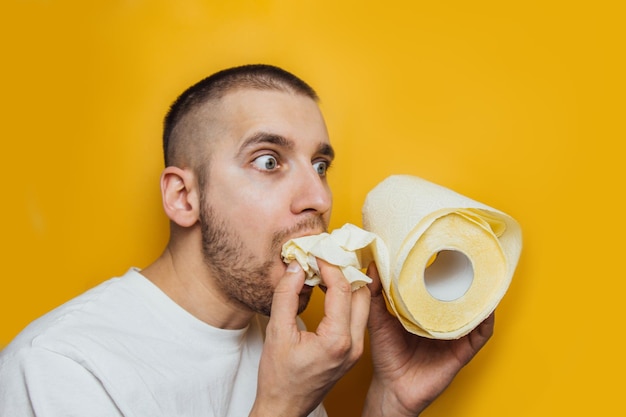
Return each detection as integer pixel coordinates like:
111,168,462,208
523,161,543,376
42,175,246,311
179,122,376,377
141,245,255,330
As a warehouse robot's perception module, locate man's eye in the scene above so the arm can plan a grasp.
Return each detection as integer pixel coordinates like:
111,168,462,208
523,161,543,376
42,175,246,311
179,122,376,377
313,160,329,176
252,155,279,171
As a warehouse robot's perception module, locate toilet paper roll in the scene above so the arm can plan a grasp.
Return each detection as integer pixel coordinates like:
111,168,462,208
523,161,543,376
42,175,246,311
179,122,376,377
362,175,522,340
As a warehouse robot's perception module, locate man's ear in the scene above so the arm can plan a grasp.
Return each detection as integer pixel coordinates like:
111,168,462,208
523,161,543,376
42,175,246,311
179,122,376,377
160,166,200,228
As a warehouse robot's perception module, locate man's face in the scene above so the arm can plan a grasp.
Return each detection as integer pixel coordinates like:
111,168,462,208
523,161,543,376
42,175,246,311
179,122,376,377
197,88,334,316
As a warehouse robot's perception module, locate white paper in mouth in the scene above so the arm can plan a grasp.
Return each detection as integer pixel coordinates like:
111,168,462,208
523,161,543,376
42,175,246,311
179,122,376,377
281,223,377,291
423,250,474,301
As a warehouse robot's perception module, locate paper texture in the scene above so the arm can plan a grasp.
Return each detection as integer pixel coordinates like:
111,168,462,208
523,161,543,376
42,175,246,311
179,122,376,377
281,223,377,291
362,175,522,339
281,175,522,339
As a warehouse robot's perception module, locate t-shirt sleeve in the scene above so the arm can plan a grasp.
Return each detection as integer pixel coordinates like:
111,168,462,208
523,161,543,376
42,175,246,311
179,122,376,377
0,346,125,417
309,403,329,417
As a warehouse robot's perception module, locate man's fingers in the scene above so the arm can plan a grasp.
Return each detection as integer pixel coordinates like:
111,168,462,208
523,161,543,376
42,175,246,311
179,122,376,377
366,262,388,319
366,262,383,296
470,313,495,350
349,284,371,349
268,261,306,332
316,260,354,334
315,260,370,360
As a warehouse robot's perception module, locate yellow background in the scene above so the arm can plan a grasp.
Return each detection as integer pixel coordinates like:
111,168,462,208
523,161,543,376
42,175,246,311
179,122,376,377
1,1,624,415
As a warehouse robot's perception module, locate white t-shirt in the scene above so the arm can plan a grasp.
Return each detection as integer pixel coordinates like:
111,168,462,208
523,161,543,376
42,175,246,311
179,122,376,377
0,268,327,417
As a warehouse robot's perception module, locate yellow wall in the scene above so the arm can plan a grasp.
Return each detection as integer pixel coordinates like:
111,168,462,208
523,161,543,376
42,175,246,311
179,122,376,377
2,1,623,415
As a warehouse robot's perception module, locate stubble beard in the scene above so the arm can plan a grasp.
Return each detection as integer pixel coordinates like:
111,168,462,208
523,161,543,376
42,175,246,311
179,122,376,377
199,201,327,317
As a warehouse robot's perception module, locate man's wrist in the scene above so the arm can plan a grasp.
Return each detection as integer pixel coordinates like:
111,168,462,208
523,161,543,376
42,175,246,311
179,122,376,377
361,378,423,417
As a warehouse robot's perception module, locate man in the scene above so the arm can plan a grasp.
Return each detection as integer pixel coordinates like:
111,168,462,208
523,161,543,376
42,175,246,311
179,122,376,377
0,64,493,416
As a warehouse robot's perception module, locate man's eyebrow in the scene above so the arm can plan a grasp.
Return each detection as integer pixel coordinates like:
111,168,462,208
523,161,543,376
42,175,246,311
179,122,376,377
237,131,294,156
237,131,335,160
317,143,335,160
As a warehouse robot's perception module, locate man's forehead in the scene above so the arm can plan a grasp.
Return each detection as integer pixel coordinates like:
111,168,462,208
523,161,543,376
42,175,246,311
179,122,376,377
200,88,330,146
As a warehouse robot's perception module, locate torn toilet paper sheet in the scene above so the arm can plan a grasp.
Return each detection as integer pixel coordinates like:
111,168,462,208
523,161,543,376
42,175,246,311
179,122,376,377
281,223,381,291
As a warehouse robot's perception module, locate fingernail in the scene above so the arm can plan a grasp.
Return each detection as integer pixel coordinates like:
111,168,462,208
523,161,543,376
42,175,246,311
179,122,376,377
287,261,302,273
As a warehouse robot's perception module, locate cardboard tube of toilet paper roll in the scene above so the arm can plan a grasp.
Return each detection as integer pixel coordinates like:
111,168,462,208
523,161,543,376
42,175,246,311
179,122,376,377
362,175,522,340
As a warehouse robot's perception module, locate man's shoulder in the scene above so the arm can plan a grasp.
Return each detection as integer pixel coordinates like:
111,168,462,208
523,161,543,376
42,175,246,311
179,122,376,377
0,269,141,363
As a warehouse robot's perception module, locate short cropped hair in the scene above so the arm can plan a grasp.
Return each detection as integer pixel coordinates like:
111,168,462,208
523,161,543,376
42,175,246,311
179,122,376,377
162,64,319,168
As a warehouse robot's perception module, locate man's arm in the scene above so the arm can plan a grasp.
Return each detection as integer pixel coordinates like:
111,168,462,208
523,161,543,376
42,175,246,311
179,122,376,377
0,347,124,417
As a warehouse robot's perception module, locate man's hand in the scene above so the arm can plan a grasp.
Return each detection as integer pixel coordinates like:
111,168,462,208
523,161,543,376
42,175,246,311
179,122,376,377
251,260,370,417
363,263,494,417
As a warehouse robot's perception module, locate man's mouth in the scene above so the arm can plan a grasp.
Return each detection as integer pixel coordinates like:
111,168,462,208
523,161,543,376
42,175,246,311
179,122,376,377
279,230,325,259
273,217,327,247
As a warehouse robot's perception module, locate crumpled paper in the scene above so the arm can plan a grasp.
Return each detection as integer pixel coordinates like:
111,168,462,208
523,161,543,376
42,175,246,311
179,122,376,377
281,223,381,291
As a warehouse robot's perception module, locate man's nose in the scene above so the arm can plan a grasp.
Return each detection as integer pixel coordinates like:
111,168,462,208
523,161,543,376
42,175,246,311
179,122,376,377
289,164,332,216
